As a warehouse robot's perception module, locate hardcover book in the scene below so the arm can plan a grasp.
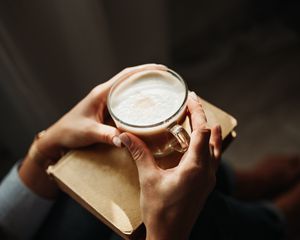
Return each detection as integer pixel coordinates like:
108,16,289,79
47,99,237,239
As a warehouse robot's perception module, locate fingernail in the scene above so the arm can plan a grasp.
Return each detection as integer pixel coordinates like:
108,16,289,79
190,91,202,104
189,91,198,101
112,136,122,148
119,133,131,148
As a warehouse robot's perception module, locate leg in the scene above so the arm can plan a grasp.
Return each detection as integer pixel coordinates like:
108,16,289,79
190,191,286,240
34,193,113,240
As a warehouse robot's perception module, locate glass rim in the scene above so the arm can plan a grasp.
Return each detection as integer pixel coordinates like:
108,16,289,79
107,68,188,129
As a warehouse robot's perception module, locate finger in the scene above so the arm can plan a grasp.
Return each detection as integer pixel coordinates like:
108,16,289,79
181,128,212,169
86,64,168,104
125,63,167,72
92,123,121,147
187,92,207,131
210,125,222,170
191,129,211,164
99,63,168,94
210,125,222,160
119,133,157,175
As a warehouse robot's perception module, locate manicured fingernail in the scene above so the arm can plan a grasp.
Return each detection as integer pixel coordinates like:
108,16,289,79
119,133,131,148
189,91,198,101
190,91,202,104
112,136,122,148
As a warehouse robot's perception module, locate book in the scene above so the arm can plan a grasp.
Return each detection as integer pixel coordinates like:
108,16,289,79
47,98,237,239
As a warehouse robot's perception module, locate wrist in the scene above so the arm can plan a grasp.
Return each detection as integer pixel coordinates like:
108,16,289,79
19,157,59,199
19,133,59,199
146,228,190,240
145,218,191,240
36,128,65,161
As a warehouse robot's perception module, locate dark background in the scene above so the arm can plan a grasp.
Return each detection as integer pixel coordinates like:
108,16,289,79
0,0,300,179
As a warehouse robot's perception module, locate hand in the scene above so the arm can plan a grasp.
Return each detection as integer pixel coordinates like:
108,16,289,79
119,92,222,240
19,64,167,199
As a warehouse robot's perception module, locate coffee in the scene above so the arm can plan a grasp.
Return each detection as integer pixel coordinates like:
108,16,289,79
108,68,189,157
110,70,186,127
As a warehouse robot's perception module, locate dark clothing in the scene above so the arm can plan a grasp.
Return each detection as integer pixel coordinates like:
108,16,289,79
34,163,286,240
191,191,285,240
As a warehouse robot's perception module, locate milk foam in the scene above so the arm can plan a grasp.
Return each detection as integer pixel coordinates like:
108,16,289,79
110,70,186,126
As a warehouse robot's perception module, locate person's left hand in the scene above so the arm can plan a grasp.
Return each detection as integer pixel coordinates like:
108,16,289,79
120,92,222,240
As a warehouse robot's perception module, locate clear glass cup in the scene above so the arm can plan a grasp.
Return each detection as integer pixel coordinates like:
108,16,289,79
107,68,190,157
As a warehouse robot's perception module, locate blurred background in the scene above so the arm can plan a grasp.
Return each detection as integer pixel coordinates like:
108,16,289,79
0,0,299,179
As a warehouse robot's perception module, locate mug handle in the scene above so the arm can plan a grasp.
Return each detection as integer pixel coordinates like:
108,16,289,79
168,124,190,153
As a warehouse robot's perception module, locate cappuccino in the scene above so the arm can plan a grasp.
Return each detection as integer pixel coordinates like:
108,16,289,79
110,70,186,127
108,68,189,157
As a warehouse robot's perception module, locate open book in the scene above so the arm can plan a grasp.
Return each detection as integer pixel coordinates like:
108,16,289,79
47,99,237,239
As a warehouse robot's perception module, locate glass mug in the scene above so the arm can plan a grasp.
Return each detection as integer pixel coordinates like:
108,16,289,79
107,68,190,157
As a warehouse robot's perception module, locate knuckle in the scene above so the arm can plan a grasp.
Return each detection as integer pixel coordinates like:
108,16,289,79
121,67,132,74
183,164,216,188
99,128,115,144
193,128,210,138
192,129,202,139
84,125,96,138
111,128,120,136
132,145,145,161
199,127,211,136
102,133,112,144
89,85,103,98
183,163,203,178
192,129,211,148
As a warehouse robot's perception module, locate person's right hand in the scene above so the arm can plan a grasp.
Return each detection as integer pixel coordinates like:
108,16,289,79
119,92,222,240
19,63,167,199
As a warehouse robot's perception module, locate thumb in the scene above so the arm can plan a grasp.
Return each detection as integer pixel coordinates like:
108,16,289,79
119,133,156,174
92,123,121,147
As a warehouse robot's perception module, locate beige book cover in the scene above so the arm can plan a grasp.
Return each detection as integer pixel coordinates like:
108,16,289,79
47,99,237,240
